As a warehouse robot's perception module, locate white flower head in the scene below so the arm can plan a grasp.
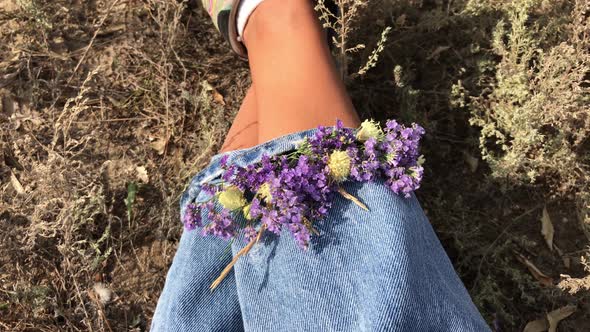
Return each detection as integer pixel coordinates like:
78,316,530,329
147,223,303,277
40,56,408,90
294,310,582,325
257,182,272,201
356,119,383,141
218,186,247,210
328,150,352,182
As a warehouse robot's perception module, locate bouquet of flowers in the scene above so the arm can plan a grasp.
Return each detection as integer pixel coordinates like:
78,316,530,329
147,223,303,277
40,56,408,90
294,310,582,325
182,119,425,289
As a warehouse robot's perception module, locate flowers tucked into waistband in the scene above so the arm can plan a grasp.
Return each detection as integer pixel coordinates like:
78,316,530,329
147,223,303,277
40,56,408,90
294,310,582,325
183,119,425,290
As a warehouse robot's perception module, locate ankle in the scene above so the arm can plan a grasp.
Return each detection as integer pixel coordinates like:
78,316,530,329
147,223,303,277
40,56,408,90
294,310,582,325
242,0,320,48
236,0,265,38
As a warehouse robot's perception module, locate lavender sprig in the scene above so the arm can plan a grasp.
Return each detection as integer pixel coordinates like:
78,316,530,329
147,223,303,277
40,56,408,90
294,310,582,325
183,119,425,252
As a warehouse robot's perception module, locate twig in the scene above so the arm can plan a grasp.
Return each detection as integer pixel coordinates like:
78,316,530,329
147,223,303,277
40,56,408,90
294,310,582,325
71,266,95,332
72,116,159,123
338,186,369,211
210,225,267,291
67,0,121,84
303,217,320,235
88,290,113,332
338,0,348,79
471,204,543,291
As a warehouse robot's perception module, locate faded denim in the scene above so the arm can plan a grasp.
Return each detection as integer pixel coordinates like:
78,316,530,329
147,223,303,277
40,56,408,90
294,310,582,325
151,129,491,332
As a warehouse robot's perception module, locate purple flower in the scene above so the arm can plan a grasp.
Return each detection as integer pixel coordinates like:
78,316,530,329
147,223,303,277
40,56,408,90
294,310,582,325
202,183,220,196
243,226,258,242
257,152,335,248
183,203,202,230
386,119,400,131
183,118,425,251
222,164,237,183
306,122,356,155
201,207,236,240
220,154,230,168
287,222,311,250
261,209,281,234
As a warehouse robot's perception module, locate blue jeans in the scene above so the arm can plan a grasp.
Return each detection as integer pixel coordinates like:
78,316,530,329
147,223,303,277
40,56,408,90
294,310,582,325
152,129,490,331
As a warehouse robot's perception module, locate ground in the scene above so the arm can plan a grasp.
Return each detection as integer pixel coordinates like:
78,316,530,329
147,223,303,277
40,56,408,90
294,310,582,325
1,0,589,331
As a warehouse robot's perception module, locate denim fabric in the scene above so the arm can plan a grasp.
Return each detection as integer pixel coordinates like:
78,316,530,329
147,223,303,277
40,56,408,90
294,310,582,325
152,129,490,332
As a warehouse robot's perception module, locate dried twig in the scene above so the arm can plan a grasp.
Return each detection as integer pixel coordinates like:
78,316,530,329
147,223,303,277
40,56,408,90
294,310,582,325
471,204,544,290
88,289,114,332
67,0,121,84
337,186,369,211
210,225,267,291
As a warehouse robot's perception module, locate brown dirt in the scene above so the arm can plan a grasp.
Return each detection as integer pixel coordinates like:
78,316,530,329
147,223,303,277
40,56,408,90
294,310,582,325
1,0,589,331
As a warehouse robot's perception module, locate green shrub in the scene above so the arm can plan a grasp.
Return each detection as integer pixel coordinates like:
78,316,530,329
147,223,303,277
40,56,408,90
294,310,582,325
466,0,589,197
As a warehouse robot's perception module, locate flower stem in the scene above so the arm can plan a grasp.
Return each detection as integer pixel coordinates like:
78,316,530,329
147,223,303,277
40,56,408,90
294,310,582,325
337,186,369,211
210,224,267,291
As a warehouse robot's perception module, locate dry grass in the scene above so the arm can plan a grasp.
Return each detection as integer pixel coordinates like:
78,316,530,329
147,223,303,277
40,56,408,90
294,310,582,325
1,0,245,330
1,0,589,331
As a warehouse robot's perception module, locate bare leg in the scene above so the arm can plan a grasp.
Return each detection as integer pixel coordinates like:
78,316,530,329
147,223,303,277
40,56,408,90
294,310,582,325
220,86,259,152
221,0,360,152
244,0,360,143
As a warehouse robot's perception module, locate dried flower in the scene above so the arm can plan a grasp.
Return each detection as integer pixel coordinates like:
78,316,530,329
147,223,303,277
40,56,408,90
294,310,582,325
256,182,272,201
184,119,424,248
183,203,202,230
328,150,352,182
356,119,383,141
243,226,257,242
184,119,425,290
201,205,235,240
243,203,253,220
218,186,247,210
417,155,426,166
386,152,397,163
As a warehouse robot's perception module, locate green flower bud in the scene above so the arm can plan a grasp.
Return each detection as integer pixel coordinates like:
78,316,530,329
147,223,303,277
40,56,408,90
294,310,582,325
328,150,351,182
218,186,247,210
